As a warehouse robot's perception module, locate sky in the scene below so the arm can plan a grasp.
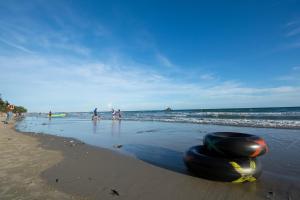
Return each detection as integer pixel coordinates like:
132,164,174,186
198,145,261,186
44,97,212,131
0,0,300,112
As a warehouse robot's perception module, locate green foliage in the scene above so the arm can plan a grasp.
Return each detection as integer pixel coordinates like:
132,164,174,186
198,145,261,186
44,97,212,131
14,106,27,113
0,97,27,113
0,98,8,112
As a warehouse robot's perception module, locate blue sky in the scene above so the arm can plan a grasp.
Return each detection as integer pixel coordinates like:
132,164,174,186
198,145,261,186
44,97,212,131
0,0,300,112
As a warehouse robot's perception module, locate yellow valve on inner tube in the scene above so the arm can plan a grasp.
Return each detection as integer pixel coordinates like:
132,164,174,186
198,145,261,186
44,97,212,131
229,160,257,183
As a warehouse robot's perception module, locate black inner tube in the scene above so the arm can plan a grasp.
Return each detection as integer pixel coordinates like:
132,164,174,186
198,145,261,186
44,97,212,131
204,132,268,158
184,145,262,182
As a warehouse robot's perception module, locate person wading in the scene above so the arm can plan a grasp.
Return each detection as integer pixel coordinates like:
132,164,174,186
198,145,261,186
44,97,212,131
5,104,15,124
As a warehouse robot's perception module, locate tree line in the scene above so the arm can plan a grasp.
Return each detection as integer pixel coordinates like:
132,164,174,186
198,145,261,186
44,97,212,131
0,97,27,113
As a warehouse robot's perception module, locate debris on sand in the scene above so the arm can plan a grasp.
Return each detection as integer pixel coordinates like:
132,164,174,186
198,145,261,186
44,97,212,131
110,189,119,196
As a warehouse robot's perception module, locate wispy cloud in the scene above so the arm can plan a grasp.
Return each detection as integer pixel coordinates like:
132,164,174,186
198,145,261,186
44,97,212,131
0,0,112,57
293,66,300,70
282,19,300,50
156,53,174,67
285,19,300,37
0,19,92,56
285,19,300,27
286,27,300,37
0,37,34,54
132,28,176,68
1,54,300,111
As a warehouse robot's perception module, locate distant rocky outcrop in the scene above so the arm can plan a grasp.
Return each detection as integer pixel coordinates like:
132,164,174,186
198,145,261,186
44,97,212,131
164,107,173,111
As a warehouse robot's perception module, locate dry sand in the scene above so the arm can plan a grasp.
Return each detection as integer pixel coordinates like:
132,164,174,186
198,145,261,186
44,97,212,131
1,117,299,200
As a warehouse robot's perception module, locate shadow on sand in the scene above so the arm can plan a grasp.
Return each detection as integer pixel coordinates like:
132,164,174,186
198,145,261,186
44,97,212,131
122,144,189,175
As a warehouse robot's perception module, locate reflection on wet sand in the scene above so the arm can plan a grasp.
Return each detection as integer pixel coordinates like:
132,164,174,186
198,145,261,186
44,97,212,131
111,120,121,137
92,119,98,134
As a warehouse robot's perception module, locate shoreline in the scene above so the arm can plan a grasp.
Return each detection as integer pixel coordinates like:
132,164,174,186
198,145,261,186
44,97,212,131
1,119,300,199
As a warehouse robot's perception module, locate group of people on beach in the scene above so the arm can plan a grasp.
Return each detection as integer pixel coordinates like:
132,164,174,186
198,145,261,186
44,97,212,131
112,109,122,120
92,108,122,121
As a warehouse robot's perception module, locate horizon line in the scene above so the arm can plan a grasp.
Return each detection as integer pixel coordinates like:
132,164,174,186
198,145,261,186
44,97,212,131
29,105,300,113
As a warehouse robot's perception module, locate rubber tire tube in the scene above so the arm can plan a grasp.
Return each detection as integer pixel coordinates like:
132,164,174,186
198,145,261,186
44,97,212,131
204,132,268,158
183,145,262,182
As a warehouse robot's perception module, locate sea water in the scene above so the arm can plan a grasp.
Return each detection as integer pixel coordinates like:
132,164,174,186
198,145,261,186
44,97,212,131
24,106,300,128
15,108,300,179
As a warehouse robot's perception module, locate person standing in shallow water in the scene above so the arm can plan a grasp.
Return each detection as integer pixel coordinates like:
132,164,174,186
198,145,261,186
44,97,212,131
112,109,121,120
92,108,99,120
5,104,14,123
48,111,52,118
117,109,122,120
112,109,116,120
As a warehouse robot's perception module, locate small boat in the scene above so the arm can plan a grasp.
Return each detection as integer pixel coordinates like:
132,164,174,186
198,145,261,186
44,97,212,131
49,113,66,118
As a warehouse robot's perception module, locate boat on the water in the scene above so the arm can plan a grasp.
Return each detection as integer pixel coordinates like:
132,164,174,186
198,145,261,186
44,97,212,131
49,113,66,118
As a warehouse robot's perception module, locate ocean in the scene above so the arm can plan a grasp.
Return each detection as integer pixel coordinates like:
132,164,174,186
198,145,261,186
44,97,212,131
26,106,300,129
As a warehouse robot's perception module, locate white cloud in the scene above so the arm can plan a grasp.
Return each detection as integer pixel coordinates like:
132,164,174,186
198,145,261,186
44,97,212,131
1,54,300,111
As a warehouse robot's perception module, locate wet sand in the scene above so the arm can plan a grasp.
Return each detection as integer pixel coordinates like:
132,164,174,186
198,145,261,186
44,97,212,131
1,118,300,199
